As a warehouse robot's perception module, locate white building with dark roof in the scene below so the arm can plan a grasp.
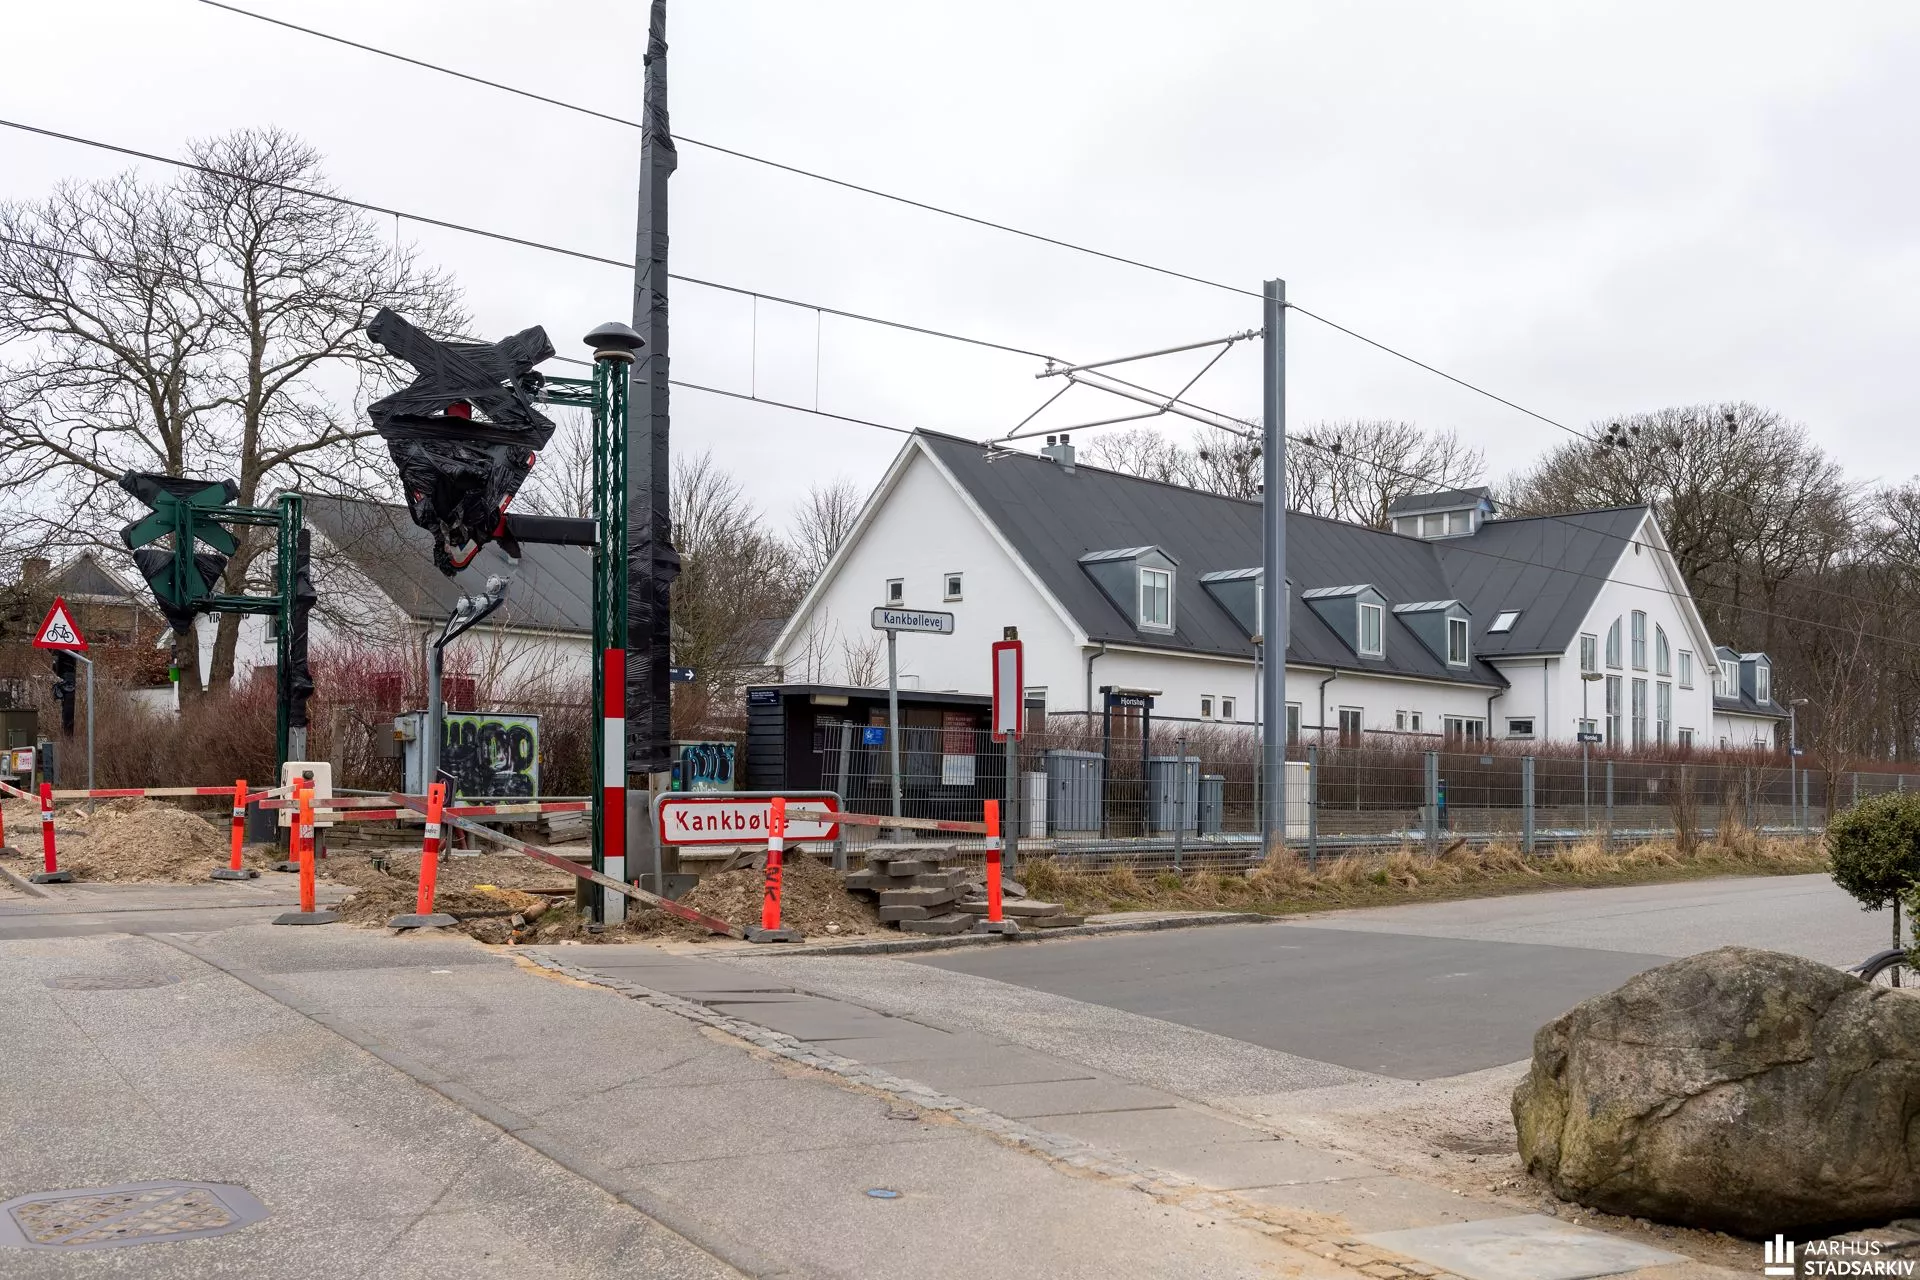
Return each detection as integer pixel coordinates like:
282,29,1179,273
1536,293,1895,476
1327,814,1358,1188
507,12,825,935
767,431,1791,749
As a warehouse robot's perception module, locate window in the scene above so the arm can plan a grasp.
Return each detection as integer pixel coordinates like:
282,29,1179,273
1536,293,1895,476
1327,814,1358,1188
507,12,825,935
1580,633,1598,673
1631,611,1647,670
1220,697,1236,720
1718,657,1738,696
1357,602,1383,657
1199,696,1214,719
1394,516,1417,536
943,572,963,601
1656,681,1671,745
1407,711,1422,733
1507,717,1535,738
1447,616,1469,665
1578,717,1598,739
1631,677,1648,747
1395,709,1409,731
1677,727,1695,748
1678,650,1693,689
1443,715,1486,743
886,578,904,604
1655,625,1670,676
1755,663,1771,705
1490,610,1520,634
1338,707,1363,745
1285,703,1301,746
1138,567,1172,629
1605,674,1622,745
1606,618,1622,669
1446,509,1473,535
1420,513,1445,537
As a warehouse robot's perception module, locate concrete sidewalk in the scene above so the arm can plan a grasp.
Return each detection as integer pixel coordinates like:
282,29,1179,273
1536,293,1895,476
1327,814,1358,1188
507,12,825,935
0,915,1352,1278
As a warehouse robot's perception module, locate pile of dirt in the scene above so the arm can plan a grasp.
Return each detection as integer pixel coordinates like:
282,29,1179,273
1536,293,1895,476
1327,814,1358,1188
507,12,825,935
10,798,233,882
677,852,882,937
324,854,551,932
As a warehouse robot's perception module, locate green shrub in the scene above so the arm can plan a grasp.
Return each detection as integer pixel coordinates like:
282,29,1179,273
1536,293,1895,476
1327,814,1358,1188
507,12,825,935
1826,792,1920,910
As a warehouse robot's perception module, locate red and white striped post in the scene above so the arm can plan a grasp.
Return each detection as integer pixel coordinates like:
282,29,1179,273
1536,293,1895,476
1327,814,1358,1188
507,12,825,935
601,647,628,926
274,778,338,925
212,778,258,880
974,798,1017,935
31,781,71,884
747,795,800,943
388,781,456,929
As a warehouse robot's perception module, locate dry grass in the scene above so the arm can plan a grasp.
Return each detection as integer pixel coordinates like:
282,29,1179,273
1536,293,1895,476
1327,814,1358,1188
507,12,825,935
1019,827,1826,916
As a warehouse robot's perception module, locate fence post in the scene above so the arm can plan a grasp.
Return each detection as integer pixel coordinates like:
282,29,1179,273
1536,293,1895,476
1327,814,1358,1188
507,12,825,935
1306,744,1320,872
1522,755,1536,854
1745,767,1755,829
1801,769,1811,834
1604,761,1615,850
1425,751,1439,856
1852,771,1860,809
1173,733,1186,874
1004,732,1021,875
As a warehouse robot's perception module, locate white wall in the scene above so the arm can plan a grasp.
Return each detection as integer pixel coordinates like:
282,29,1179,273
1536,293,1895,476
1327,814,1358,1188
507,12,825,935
1712,711,1779,750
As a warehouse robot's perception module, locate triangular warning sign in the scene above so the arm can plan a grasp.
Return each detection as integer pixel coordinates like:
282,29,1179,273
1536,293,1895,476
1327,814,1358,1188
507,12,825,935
33,597,88,651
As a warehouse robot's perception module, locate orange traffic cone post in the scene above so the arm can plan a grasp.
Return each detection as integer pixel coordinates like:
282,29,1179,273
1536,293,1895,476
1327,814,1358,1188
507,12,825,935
273,780,338,926
973,799,1017,935
212,778,259,880
30,781,72,884
746,796,801,943
388,782,456,930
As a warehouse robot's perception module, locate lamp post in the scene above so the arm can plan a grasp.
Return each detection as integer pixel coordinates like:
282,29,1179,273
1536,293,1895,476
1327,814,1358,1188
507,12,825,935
1581,671,1603,829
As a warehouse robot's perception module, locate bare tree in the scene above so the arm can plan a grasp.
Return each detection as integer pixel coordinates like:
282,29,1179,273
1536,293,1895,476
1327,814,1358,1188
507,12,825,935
1079,428,1186,484
1288,419,1485,528
0,128,466,694
791,477,865,584
519,413,595,520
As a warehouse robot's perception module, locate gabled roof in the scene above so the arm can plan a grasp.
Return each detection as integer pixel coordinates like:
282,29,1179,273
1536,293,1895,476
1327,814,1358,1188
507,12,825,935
1386,486,1492,515
1431,507,1650,657
43,552,143,603
918,432,1504,687
302,495,591,632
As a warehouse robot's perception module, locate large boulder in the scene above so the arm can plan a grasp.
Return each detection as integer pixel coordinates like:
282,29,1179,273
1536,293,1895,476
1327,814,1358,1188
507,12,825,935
1513,945,1920,1235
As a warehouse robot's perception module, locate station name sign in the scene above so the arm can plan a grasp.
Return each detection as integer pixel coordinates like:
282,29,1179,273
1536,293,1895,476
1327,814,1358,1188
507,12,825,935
870,607,955,634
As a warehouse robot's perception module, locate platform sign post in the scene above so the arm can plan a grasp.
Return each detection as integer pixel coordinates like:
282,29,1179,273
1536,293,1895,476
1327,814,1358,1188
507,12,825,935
870,607,956,835
992,630,1024,871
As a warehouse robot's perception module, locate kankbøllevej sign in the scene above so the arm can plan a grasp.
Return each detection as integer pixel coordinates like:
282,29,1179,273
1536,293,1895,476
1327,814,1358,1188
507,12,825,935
655,794,841,846
870,607,955,634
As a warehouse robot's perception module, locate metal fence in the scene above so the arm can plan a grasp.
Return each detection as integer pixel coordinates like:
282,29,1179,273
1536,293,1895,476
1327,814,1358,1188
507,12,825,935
811,721,1872,868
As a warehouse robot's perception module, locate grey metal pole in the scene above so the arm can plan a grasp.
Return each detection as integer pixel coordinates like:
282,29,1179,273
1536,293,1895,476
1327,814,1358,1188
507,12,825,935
79,653,94,793
1173,732,1187,874
1306,743,1319,871
1425,750,1439,855
424,632,442,794
1522,755,1535,854
1260,279,1288,854
1582,742,1590,833
1004,733,1020,874
1605,760,1615,849
887,628,902,830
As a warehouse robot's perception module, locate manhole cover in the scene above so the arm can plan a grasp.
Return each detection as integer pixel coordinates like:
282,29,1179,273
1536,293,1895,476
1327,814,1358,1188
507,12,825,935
44,975,179,991
0,1182,267,1251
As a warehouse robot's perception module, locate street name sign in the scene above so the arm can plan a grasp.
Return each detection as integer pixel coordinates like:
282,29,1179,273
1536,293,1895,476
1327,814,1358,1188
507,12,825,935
870,607,955,634
656,794,841,845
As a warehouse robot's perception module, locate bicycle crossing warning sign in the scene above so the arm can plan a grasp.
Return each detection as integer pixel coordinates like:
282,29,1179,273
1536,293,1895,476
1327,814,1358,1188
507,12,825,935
32,598,88,651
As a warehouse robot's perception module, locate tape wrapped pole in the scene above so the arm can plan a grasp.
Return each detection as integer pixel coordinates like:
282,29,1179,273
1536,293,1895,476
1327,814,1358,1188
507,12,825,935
39,782,57,876
986,799,1003,924
763,796,786,932
297,785,317,914
416,782,447,916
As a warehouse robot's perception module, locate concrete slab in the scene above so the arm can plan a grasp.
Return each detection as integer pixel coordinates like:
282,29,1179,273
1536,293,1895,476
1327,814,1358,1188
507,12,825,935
1024,1105,1275,1149
1104,1137,1375,1191
703,997,904,1041
1243,1176,1517,1233
871,1047,1098,1090
956,1077,1178,1118
1362,1214,1690,1280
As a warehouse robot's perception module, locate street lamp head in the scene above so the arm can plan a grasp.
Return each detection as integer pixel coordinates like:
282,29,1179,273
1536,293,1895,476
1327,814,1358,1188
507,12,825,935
1791,697,1809,707
1581,671,1604,682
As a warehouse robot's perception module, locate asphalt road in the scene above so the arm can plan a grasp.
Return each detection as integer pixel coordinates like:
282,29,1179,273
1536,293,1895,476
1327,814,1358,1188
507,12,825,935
913,873,1887,1079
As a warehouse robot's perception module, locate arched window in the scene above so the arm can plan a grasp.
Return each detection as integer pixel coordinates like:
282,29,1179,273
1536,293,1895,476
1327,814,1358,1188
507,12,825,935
1605,617,1622,669
1655,625,1670,676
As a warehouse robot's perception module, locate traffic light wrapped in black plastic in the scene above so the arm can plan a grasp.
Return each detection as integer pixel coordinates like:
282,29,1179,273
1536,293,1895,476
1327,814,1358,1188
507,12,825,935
365,309,557,576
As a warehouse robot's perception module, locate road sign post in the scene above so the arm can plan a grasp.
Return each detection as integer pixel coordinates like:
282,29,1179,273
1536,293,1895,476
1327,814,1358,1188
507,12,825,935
870,607,956,838
992,631,1024,872
33,599,91,792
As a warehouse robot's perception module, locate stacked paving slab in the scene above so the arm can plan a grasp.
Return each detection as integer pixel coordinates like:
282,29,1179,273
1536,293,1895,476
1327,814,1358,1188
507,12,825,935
844,845,1083,934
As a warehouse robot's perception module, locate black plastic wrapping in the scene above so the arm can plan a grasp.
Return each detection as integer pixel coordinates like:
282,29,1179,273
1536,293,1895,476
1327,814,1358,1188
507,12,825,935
280,528,315,731
627,0,681,777
51,651,75,733
365,309,556,576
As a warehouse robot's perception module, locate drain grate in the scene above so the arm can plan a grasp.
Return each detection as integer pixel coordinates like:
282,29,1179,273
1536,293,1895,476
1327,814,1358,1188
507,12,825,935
0,1182,267,1251
44,974,180,991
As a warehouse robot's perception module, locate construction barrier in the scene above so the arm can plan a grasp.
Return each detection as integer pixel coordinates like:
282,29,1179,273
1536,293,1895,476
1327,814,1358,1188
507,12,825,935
212,778,259,881
975,799,1015,935
746,796,800,944
273,780,337,926
394,792,743,938
785,806,987,836
50,784,262,801
33,782,71,885
387,783,456,930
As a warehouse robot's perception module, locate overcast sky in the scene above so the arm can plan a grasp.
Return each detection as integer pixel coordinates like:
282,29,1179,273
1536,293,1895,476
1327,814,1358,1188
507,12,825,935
6,0,1919,529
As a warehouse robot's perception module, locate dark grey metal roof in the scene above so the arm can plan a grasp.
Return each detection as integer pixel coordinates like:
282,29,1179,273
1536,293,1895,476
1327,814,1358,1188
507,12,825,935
302,494,591,632
921,433,1505,687
45,553,139,602
1386,486,1492,515
1431,508,1649,657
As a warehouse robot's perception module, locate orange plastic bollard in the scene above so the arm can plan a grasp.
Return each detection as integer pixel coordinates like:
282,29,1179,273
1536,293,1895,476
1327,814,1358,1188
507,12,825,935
31,781,71,884
747,796,800,942
974,798,1016,935
274,778,338,925
388,783,456,929
213,779,258,881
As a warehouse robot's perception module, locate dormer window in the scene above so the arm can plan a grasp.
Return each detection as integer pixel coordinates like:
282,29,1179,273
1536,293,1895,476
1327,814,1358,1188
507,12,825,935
1719,657,1738,696
1358,601,1383,656
1755,661,1771,705
1447,617,1469,665
1139,567,1173,630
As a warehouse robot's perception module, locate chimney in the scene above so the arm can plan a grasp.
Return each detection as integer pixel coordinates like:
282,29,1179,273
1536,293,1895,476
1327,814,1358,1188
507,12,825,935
1040,432,1076,473
22,557,50,587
